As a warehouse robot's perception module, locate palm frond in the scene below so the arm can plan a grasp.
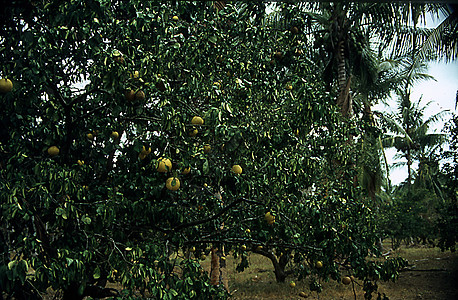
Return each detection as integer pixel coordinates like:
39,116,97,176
414,9,458,63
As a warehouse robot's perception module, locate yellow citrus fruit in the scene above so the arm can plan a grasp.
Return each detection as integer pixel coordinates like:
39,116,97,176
231,164,242,175
130,70,140,78
77,160,84,166
315,261,323,269
157,157,172,172
245,228,251,233
289,281,296,288
264,212,274,222
47,146,60,156
172,15,179,21
0,78,13,93
113,55,124,64
141,146,151,155
135,90,146,101
191,116,204,125
111,131,119,139
166,177,180,191
125,89,135,102
285,84,293,90
189,129,198,137
87,133,94,140
241,245,247,251
342,276,351,285
182,167,191,175
203,144,211,153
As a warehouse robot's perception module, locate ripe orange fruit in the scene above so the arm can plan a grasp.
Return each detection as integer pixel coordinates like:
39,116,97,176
111,131,119,139
342,276,351,285
0,78,13,93
191,116,204,125
166,177,180,191
315,261,323,269
231,164,242,175
289,281,296,288
285,84,293,90
87,133,94,140
172,15,179,21
47,146,60,156
157,157,172,172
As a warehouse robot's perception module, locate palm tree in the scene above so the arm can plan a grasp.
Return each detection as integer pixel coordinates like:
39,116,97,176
381,94,448,186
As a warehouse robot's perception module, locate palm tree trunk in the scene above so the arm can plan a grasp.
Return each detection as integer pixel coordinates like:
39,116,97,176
407,148,412,186
336,41,352,117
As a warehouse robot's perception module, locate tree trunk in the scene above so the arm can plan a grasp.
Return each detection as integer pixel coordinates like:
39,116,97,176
253,248,291,283
335,30,352,117
210,246,229,291
407,148,412,186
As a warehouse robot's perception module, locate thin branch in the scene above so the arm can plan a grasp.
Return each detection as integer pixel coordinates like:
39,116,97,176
173,198,262,231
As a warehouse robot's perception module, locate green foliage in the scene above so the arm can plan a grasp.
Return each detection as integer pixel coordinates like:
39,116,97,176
378,186,439,248
436,115,458,251
0,1,410,299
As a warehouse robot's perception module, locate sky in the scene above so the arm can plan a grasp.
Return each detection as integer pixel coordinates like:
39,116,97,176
374,11,458,185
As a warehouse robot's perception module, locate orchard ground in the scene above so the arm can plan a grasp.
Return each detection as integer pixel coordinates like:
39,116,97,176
202,241,457,300
33,241,457,299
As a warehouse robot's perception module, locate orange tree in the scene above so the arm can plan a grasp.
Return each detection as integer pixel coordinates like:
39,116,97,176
1,1,405,299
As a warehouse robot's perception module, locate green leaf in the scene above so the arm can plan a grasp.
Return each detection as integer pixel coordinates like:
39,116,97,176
82,216,92,225
93,266,101,279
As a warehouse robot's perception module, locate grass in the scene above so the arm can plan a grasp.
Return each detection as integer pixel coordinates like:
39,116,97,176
200,242,458,299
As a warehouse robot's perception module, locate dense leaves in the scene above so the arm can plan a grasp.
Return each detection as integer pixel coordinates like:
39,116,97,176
2,1,447,299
